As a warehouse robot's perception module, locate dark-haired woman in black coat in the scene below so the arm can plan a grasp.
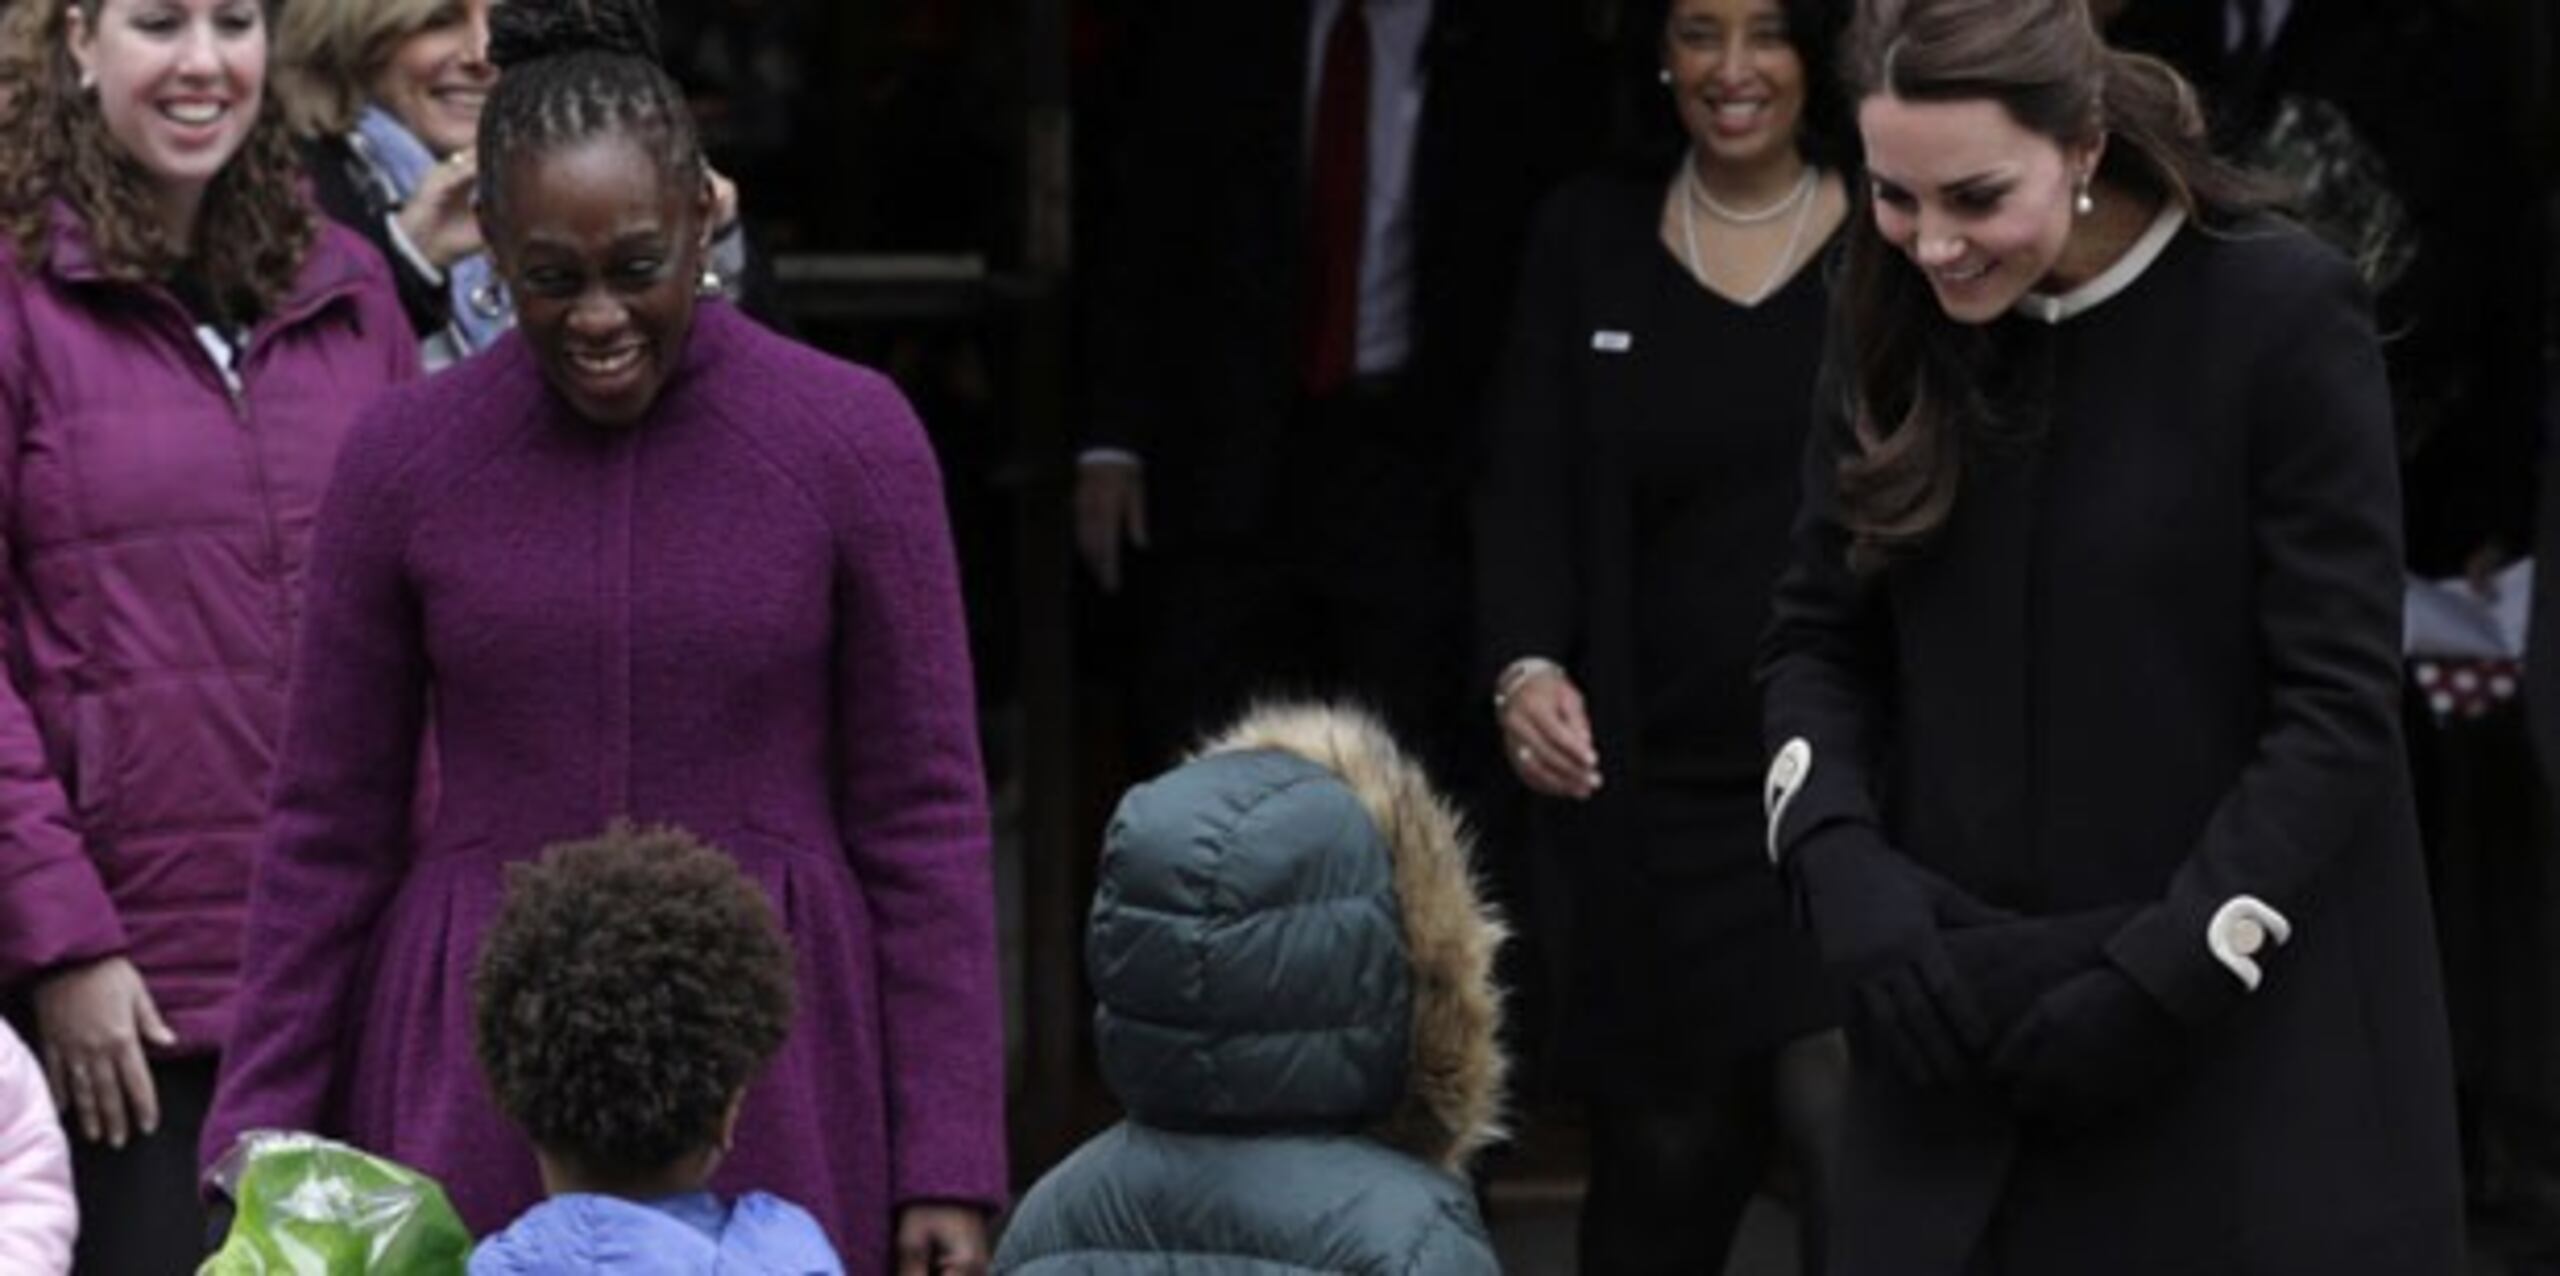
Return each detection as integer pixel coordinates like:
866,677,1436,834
1476,0,1849,1270
1757,2,2462,1272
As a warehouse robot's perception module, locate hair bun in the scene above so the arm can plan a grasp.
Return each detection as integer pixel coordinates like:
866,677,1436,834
488,0,662,72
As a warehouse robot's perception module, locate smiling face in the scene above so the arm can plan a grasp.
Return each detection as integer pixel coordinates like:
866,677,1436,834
488,133,709,427
371,0,492,157
1663,0,1806,173
67,0,267,237
1858,91,2097,324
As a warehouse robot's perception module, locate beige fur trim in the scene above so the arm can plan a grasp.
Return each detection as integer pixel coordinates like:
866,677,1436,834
1198,702,1510,1172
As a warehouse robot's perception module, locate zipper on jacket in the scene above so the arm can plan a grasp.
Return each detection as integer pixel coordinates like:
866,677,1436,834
222,360,294,676
233,384,294,670
142,285,313,673
53,237,377,671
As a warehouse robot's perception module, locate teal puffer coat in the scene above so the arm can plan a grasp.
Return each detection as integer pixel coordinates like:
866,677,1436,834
996,705,1509,1274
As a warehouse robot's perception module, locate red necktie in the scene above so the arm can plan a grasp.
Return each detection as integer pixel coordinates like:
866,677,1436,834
1300,0,1369,397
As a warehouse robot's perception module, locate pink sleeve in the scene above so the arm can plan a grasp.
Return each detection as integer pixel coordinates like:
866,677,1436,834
0,1023,75,1275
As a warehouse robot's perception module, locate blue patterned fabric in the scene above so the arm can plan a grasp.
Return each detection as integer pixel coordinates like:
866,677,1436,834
353,105,510,353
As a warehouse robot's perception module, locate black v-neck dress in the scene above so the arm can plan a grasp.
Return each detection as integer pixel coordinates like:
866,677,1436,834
1478,170,1838,1073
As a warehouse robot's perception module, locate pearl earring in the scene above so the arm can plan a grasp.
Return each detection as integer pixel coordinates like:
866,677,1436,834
1658,68,1672,86
76,68,95,92
2073,173,2095,217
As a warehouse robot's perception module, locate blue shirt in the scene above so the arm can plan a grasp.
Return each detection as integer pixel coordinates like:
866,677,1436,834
468,1191,844,1275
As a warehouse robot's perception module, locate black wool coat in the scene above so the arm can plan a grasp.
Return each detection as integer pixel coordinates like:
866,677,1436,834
1759,214,2462,1276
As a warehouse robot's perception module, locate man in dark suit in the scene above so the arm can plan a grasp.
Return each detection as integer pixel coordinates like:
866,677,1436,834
1075,0,1599,783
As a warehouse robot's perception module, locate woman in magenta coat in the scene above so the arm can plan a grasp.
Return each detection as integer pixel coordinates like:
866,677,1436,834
201,3,1006,1271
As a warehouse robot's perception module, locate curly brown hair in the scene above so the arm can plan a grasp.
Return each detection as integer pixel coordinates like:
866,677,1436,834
472,822,797,1179
0,0,315,319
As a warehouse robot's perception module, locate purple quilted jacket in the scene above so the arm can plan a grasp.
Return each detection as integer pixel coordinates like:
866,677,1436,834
0,205,418,1053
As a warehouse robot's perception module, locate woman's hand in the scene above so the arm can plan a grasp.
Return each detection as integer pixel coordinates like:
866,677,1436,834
1499,667,1602,799
894,1202,991,1275
33,955,176,1149
395,148,485,273
1072,459,1148,594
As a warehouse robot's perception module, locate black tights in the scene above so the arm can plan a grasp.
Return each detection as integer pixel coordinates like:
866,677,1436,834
1579,1030,1847,1275
70,1054,215,1275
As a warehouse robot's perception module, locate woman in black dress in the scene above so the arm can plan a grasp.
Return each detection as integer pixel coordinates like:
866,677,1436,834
1759,0,2462,1271
1475,0,1849,1269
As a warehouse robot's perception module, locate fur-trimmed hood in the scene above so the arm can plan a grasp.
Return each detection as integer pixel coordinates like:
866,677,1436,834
1084,703,1508,1172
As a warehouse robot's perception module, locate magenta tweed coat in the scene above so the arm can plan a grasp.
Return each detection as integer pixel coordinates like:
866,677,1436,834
201,303,1007,1267
0,210,416,1051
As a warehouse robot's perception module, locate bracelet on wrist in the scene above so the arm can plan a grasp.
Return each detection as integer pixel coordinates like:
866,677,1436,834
1492,657,1564,712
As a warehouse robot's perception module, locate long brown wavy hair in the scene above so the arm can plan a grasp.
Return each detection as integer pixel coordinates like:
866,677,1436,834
1832,0,2272,571
0,0,315,319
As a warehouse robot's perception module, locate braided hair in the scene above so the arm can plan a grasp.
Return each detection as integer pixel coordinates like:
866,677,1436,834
475,0,703,225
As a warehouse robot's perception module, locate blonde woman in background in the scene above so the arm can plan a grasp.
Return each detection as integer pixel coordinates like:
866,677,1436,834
277,0,743,369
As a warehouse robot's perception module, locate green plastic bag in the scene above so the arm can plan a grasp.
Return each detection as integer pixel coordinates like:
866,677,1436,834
200,1130,471,1275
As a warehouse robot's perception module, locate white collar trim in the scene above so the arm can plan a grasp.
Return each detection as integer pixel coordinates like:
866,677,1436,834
2013,203,2187,325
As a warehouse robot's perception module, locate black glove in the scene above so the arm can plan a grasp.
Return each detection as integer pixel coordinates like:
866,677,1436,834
1790,824,1992,1089
1943,905,2138,1042
1989,962,2187,1130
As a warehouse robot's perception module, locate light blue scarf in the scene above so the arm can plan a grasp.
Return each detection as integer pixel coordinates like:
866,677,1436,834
352,104,510,354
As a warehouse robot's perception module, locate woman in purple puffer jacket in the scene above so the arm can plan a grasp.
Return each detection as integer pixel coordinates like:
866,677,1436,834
0,0,416,1269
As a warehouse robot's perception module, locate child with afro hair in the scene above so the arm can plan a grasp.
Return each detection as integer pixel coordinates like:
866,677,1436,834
465,823,842,1274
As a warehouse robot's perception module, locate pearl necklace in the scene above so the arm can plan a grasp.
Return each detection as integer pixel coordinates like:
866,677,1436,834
1681,161,1819,308
1684,156,1816,225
